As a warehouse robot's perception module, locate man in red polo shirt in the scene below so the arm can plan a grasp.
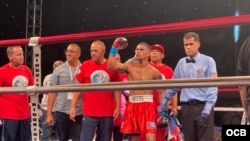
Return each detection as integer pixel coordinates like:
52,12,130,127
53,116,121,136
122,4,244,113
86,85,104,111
70,40,121,141
0,46,34,141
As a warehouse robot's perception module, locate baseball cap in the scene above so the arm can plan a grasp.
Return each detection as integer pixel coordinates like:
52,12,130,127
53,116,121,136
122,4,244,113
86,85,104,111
150,44,164,53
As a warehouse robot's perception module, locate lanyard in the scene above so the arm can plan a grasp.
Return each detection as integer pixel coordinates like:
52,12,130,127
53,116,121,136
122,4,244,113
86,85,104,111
68,62,80,83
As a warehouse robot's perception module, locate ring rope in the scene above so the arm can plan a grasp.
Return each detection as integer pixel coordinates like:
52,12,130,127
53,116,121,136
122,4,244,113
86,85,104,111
0,14,250,47
55,76,250,87
0,76,249,93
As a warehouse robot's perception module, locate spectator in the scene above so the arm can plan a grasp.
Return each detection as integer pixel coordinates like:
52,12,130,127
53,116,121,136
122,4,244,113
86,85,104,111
46,43,82,141
70,40,121,141
0,46,34,141
237,35,250,124
39,60,63,141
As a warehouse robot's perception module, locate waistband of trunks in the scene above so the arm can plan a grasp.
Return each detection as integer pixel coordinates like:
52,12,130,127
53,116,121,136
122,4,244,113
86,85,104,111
129,95,153,103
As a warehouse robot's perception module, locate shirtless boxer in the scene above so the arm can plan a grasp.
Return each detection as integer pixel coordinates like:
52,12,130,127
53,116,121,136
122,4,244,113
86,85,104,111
107,38,162,141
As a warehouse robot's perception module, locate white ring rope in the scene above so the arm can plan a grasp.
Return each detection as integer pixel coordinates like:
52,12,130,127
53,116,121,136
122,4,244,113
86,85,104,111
0,76,249,93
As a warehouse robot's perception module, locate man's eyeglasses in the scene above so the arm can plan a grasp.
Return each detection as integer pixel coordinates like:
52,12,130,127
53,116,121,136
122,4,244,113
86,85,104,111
64,50,78,54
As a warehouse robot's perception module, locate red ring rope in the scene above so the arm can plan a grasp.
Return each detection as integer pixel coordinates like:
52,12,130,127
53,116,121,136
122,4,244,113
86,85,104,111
218,88,238,92
0,14,250,47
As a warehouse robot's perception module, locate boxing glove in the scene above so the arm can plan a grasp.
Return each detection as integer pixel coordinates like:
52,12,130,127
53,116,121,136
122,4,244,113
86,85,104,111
113,37,128,49
156,111,168,127
109,37,128,55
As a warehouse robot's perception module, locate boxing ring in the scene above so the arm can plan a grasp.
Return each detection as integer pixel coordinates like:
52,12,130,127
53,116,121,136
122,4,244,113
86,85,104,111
0,14,250,141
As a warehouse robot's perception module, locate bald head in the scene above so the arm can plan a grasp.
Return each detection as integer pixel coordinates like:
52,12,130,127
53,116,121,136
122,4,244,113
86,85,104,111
53,60,64,69
7,46,22,55
90,40,106,63
7,46,24,68
91,40,106,51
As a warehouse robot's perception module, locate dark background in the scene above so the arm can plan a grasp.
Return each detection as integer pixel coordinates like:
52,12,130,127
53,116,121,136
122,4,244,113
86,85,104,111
1,0,250,125
1,0,250,76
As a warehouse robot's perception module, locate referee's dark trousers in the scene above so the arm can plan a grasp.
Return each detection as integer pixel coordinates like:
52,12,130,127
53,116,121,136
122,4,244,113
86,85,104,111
180,100,214,141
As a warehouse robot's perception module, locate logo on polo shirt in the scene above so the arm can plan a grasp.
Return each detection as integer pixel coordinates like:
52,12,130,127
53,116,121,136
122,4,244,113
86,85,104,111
91,70,110,83
197,68,204,77
12,75,28,87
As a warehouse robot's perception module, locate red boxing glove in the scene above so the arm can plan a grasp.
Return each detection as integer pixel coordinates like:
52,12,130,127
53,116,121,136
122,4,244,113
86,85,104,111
113,37,128,50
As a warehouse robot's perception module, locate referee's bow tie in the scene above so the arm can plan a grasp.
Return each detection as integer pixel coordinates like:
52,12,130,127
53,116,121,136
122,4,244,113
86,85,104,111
186,58,195,63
